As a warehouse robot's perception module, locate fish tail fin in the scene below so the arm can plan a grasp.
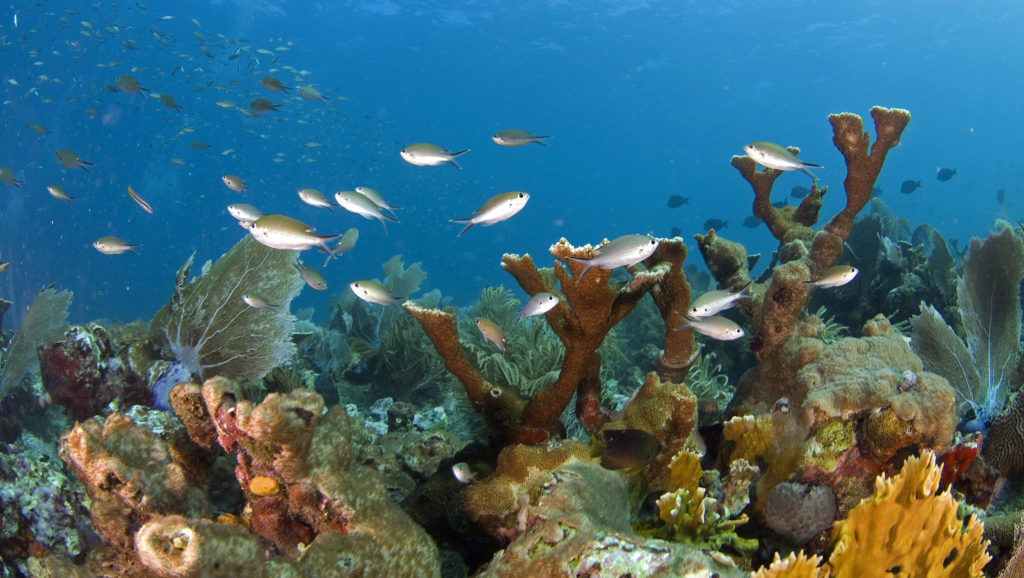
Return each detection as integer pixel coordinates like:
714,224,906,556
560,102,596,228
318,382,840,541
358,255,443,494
803,161,824,168
448,149,470,169
383,213,400,224
799,166,817,179
458,222,474,237
129,245,141,255
534,136,551,146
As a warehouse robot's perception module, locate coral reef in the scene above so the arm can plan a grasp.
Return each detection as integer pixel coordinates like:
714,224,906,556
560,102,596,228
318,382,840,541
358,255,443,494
149,236,305,389
407,236,696,444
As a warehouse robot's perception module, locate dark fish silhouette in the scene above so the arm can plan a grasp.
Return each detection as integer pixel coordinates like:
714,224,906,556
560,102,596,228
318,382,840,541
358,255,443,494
743,216,762,228
703,218,728,230
937,168,957,182
771,199,788,208
901,180,922,194
669,227,682,238
790,186,811,199
872,186,883,197
997,189,1006,206
666,194,689,208
600,429,661,470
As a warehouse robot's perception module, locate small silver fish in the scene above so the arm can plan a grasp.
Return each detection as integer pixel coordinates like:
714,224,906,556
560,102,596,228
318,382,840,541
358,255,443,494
354,186,400,218
46,185,74,201
350,280,404,305
227,203,263,221
335,190,399,233
298,188,336,211
222,174,247,193
400,143,469,169
294,260,327,290
452,462,477,484
244,214,341,256
450,191,530,237
688,282,751,318
568,234,659,280
804,265,859,288
514,292,559,326
492,129,550,147
742,141,822,179
324,228,359,266
241,294,277,310
675,314,745,340
93,236,140,255
475,317,507,353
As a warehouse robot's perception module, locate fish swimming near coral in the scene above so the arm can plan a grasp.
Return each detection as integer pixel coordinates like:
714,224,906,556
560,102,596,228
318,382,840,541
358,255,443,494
241,294,277,310
688,282,752,318
675,313,745,340
450,191,530,237
294,260,327,290
900,180,922,194
475,317,507,353
599,429,661,470
804,265,858,288
244,214,341,256
452,462,477,484
790,185,811,199
349,280,404,305
666,194,689,208
567,234,659,280
703,218,728,231
937,168,957,182
335,190,400,233
514,292,559,326
742,216,761,228
743,141,823,179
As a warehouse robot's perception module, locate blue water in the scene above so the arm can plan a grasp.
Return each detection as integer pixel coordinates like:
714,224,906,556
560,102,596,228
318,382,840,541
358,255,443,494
0,1,1020,327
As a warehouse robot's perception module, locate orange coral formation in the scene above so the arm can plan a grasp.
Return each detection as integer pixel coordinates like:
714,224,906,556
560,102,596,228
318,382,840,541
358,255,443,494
248,476,280,497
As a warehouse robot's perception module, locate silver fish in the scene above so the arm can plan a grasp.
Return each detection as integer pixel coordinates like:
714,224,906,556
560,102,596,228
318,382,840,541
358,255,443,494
349,280,404,305
294,260,327,290
400,142,469,169
452,462,477,484
805,265,859,288
492,129,550,147
450,191,529,237
227,203,264,221
742,141,822,179
355,186,400,218
514,292,559,326
298,188,336,211
568,234,659,280
241,294,277,309
335,190,399,233
675,314,745,340
688,282,752,318
93,236,140,255
244,214,341,256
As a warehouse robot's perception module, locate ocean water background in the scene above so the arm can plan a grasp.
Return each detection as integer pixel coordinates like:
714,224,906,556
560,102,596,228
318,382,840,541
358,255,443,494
0,0,1020,327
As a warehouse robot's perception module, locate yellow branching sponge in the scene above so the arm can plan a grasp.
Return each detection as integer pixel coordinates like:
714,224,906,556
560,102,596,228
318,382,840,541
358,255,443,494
752,551,827,578
755,450,991,577
827,450,990,577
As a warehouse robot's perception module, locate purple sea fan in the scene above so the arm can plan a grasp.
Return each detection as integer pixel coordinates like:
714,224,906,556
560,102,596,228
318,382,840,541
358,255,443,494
149,236,305,385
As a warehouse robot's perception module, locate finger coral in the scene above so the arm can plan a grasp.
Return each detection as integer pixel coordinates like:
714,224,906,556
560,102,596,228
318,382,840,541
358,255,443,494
149,236,305,401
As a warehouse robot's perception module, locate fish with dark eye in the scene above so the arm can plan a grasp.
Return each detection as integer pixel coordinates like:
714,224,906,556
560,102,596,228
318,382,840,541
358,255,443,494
491,129,550,147
55,149,93,171
127,185,153,213
354,187,401,218
244,214,342,255
703,218,728,231
0,167,23,188
450,191,530,237
675,313,745,340
294,260,327,291
666,194,689,208
297,188,336,211
335,190,400,233
790,185,811,199
900,180,922,194
400,143,470,169
222,174,248,193
742,216,761,228
599,429,661,470
451,462,477,484
804,265,858,288
474,317,507,353
227,203,263,222
115,74,148,94
688,282,751,318
46,185,73,201
349,280,404,305
743,141,823,179
514,292,559,326
241,294,277,310
93,236,140,255
248,98,282,115
937,167,957,182
568,234,659,280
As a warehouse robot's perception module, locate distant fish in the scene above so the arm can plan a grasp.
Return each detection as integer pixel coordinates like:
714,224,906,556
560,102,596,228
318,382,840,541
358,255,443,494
742,216,761,228
127,185,153,213
355,186,401,218
514,292,559,326
804,265,858,288
335,190,400,233
46,185,73,201
222,174,248,193
666,194,689,208
93,236,140,255
0,168,23,188
900,180,922,194
115,74,148,94
743,141,822,179
298,188,336,211
260,76,289,92
55,149,93,172
400,143,469,169
492,129,549,147
669,227,682,238
248,98,282,115
771,199,788,208
159,93,182,111
997,189,1006,207
297,85,327,102
937,168,957,182
872,186,884,198
294,260,327,291
790,186,811,199
599,429,661,470
703,218,728,231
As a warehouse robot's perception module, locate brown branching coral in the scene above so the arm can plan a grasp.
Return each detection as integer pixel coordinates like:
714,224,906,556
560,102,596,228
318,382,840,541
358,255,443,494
407,236,697,445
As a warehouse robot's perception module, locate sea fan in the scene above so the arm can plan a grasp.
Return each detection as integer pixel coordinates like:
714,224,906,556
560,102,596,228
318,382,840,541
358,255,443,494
149,236,305,387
